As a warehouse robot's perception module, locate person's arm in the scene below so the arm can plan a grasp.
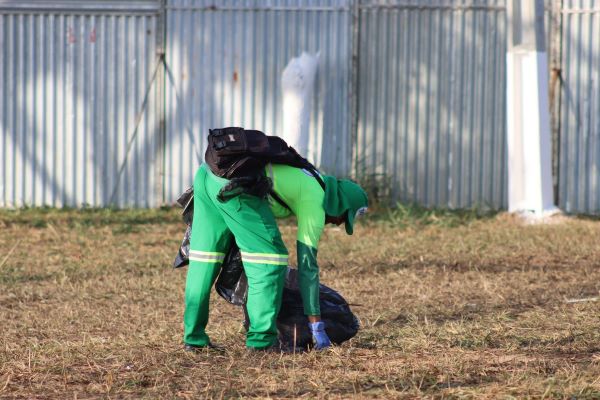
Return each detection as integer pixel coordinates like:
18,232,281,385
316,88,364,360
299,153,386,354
296,204,333,349
295,203,325,317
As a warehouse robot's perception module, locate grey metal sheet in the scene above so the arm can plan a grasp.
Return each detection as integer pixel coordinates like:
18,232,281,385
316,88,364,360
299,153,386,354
355,0,508,208
559,0,600,213
6,0,598,213
0,9,160,207
163,0,353,202
0,1,160,14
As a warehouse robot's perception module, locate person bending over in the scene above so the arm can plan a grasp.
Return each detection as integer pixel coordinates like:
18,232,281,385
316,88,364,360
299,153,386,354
183,132,367,352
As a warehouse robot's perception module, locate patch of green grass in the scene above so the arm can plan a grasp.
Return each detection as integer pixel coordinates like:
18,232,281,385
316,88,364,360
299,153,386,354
0,206,182,227
0,266,57,285
366,202,499,229
111,224,141,235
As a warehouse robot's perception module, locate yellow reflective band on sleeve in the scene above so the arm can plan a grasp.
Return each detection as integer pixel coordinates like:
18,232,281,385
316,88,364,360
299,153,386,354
240,251,288,266
189,250,226,263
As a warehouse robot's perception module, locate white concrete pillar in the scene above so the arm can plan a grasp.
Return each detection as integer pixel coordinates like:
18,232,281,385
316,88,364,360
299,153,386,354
506,0,558,216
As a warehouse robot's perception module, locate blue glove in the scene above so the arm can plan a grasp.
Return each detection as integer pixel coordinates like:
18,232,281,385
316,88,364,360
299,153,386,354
309,321,332,350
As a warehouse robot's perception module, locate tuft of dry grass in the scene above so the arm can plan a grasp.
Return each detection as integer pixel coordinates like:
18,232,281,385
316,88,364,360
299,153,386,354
1,208,600,399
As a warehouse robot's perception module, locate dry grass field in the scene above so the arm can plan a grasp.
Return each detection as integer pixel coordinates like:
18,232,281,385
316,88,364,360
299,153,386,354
1,206,600,399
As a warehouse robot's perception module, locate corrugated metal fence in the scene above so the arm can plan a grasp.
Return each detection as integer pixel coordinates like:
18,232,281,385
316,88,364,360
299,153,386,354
355,0,507,209
1,0,599,213
0,0,162,207
163,0,353,200
558,0,600,213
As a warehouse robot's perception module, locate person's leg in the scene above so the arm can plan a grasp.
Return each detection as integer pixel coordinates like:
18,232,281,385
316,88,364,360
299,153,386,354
227,195,288,348
242,252,287,348
210,189,288,349
183,165,233,347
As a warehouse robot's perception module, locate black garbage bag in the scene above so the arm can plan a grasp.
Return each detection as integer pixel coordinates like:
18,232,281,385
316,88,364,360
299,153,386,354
214,243,248,306
221,254,360,349
274,267,360,348
172,187,194,269
173,187,360,348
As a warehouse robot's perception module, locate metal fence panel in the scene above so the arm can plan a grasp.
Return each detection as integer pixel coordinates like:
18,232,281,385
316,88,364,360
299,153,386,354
5,0,600,213
558,0,600,213
0,2,161,207
163,0,353,202
0,1,160,13
355,0,507,208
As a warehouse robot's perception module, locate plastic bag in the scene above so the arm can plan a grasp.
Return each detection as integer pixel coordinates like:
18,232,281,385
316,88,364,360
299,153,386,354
273,267,360,348
172,187,194,269
214,243,248,306
173,188,360,348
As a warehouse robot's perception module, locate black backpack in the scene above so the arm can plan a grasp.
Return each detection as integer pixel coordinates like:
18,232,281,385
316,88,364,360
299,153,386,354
205,127,325,208
205,127,319,178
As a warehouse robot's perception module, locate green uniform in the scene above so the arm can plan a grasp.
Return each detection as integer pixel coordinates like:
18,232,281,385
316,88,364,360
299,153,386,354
184,161,368,349
184,164,288,349
266,163,325,316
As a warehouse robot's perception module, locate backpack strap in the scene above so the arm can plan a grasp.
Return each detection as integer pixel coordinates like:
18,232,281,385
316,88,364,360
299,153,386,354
306,166,325,191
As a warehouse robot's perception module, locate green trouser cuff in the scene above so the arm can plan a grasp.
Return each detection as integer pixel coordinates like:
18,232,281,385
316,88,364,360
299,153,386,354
297,241,320,316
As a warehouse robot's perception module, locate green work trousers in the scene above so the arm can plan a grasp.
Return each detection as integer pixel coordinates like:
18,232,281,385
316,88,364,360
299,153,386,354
184,164,288,349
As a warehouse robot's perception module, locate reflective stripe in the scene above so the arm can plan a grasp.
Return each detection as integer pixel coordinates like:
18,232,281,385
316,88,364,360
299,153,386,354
189,255,225,263
189,250,226,263
240,251,288,266
240,251,287,258
241,255,288,263
242,258,288,266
